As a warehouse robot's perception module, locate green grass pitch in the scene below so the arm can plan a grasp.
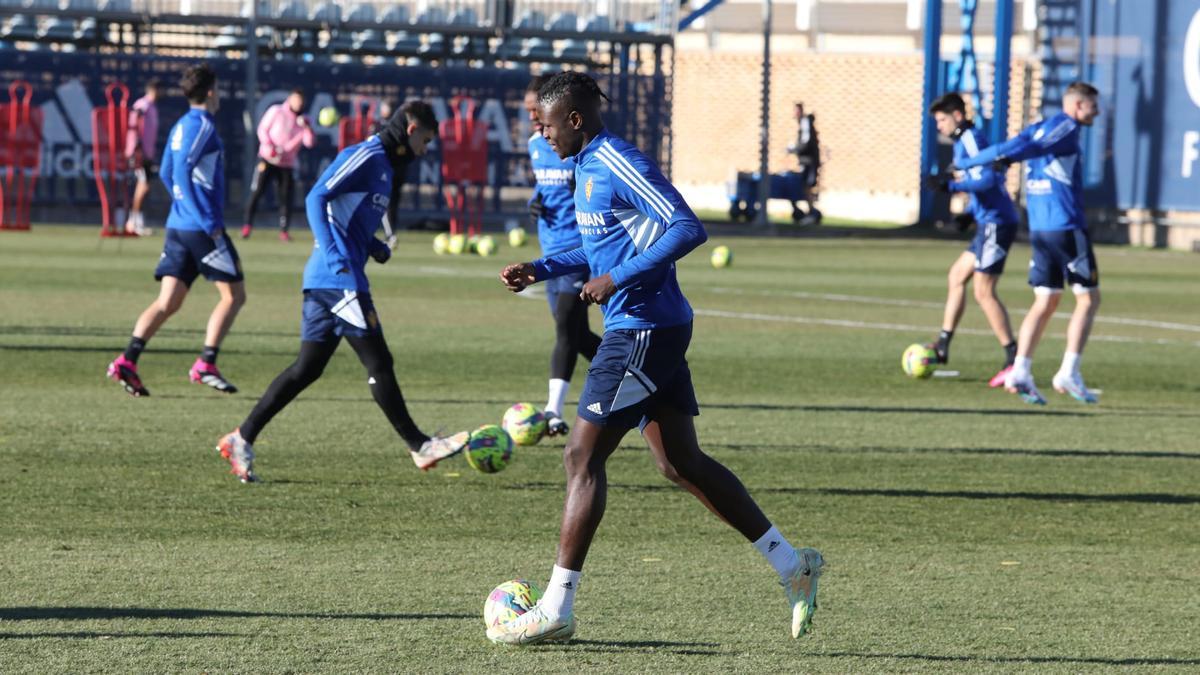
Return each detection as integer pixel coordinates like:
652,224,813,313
1,227,1198,672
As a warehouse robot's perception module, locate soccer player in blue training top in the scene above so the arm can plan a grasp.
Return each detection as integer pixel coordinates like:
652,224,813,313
524,75,602,436
956,81,1102,405
492,72,824,645
216,103,469,483
106,63,245,398
924,92,1020,387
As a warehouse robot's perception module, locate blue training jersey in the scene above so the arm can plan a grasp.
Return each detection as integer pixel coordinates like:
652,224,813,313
161,108,224,235
529,133,580,256
303,135,392,292
958,112,1085,231
531,128,707,331
948,126,1019,226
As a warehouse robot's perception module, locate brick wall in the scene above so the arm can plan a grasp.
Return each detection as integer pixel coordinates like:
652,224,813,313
671,50,1036,222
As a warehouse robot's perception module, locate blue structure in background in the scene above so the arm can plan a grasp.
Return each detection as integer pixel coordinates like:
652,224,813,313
920,0,1015,224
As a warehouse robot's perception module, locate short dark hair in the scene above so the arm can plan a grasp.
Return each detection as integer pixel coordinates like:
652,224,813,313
537,71,609,112
290,88,305,97
929,92,966,116
1065,81,1099,98
526,75,550,94
144,78,161,93
180,64,216,104
401,100,438,134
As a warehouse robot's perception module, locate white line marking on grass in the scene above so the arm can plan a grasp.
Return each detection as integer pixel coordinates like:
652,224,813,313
692,308,1193,346
707,287,1200,333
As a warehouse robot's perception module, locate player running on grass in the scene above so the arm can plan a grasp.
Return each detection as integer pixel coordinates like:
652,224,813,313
924,93,1020,386
524,75,602,437
492,72,823,645
241,88,315,242
216,103,468,483
107,64,244,398
956,81,1102,405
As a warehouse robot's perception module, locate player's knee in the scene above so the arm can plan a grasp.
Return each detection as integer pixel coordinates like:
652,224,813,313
157,296,184,316
972,281,995,304
654,454,690,485
562,441,599,478
228,286,247,310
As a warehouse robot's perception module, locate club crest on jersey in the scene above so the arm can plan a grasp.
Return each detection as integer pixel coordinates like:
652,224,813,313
585,176,593,201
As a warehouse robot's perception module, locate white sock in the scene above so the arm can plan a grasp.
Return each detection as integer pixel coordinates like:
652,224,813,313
1012,356,1033,380
546,378,570,418
540,565,580,618
1059,352,1081,377
753,525,801,582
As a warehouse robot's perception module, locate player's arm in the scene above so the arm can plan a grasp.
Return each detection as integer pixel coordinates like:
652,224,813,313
283,114,316,152
171,120,220,235
159,129,175,193
605,161,708,290
500,246,588,293
957,118,1076,169
304,164,354,274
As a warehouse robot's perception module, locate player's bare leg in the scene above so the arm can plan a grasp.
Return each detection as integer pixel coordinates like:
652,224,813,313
642,417,728,525
973,271,1017,386
126,178,151,235
133,275,190,340
1006,290,1060,404
556,418,630,570
1053,288,1100,403
190,280,245,393
108,276,190,397
934,252,975,363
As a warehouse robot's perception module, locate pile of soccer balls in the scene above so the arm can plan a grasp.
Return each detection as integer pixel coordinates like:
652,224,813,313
433,226,528,258
462,402,550,475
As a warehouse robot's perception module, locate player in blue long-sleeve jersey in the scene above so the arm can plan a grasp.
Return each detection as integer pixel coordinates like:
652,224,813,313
523,75,602,435
923,93,1020,386
107,64,245,398
490,72,824,646
956,81,1102,405
216,104,468,483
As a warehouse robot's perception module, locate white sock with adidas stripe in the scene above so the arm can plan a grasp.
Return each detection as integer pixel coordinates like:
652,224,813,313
753,525,800,582
540,565,581,619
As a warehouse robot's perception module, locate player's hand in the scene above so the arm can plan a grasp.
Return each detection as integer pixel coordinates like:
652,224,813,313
580,274,616,305
297,115,308,127
500,263,536,292
991,158,1014,172
924,174,951,193
371,245,391,264
385,234,399,251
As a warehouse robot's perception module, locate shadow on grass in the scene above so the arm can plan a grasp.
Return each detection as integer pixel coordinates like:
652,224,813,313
508,482,1200,505
0,607,472,621
0,325,299,339
0,345,298,357
710,442,1200,461
818,651,1200,667
0,631,246,640
704,402,1198,419
540,638,723,656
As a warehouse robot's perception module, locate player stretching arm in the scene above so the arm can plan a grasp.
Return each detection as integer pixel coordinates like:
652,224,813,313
491,72,824,645
924,93,1020,386
107,64,245,398
216,103,468,483
956,81,1102,404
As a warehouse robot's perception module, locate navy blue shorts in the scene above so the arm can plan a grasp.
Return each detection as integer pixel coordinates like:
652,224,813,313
577,322,700,430
1029,228,1099,291
967,221,1018,275
155,228,244,287
300,289,383,342
545,271,588,312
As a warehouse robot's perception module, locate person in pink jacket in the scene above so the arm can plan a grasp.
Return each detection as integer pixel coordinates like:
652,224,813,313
242,89,315,241
124,79,160,236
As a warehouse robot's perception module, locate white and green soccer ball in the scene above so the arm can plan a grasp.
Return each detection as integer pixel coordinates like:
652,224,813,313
508,226,528,247
711,245,733,268
902,343,937,379
447,233,467,255
502,403,546,446
465,424,514,473
476,235,497,257
484,579,543,627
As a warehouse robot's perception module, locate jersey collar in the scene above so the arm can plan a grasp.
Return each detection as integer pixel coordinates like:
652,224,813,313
575,127,612,164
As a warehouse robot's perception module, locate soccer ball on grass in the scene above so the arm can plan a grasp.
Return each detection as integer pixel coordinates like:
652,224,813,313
465,424,514,473
502,403,546,446
902,343,937,379
484,579,542,627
